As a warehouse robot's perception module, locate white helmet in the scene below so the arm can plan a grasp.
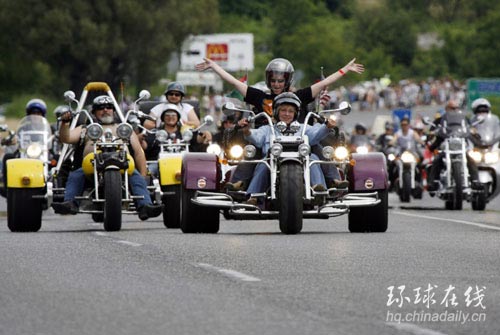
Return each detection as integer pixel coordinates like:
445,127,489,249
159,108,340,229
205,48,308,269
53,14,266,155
471,98,491,114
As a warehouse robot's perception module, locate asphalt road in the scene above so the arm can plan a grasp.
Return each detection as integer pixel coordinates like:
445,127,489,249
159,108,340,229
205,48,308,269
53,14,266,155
0,190,499,335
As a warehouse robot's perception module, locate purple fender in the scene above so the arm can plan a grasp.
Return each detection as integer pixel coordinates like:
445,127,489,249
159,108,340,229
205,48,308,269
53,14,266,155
348,152,388,191
182,152,221,190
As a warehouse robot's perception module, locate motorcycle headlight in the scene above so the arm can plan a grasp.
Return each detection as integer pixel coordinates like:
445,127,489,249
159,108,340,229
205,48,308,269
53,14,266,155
230,145,243,159
271,143,283,157
155,130,169,143
298,143,311,157
289,121,301,133
26,143,42,158
322,146,335,160
484,151,499,164
388,153,396,161
182,130,193,142
334,146,349,161
117,123,133,140
356,145,369,154
276,121,287,133
449,138,462,151
87,123,103,141
468,150,482,163
401,151,416,163
244,145,256,159
206,143,221,155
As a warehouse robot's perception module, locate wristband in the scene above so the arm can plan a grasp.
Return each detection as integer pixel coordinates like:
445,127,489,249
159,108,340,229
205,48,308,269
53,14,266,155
338,69,345,76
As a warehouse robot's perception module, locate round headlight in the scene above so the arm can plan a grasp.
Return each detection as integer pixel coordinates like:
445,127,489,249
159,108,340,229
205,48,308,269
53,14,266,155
276,121,287,133
485,151,499,164
182,130,193,142
87,123,103,141
298,143,311,157
290,121,301,133
244,145,256,159
334,146,349,160
401,151,416,163
322,146,334,160
117,123,133,140
230,145,243,159
468,150,482,163
271,143,283,157
356,146,369,154
207,143,221,155
388,153,396,161
26,143,42,158
155,130,168,143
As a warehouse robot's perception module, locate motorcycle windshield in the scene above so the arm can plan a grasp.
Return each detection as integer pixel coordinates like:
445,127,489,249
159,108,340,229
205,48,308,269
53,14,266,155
473,114,500,147
16,115,52,150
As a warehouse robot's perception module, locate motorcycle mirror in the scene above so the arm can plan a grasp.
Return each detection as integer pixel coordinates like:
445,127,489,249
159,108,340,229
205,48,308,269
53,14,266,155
0,124,8,132
422,117,432,125
63,90,77,103
338,101,351,115
139,90,151,100
203,115,214,126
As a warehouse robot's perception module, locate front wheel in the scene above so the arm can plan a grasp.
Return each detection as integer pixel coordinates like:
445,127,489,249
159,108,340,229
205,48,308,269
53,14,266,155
399,170,411,202
7,188,44,232
471,184,487,211
450,161,463,210
103,170,122,231
279,163,304,234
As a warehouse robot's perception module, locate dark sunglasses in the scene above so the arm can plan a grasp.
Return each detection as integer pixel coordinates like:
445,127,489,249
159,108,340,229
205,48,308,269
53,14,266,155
97,104,114,110
167,92,182,97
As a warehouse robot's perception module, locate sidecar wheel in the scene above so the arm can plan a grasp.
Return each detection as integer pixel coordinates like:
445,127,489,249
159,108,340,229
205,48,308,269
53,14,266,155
7,188,43,232
162,185,181,229
399,171,411,202
103,170,122,231
349,190,388,233
279,163,304,235
180,188,219,234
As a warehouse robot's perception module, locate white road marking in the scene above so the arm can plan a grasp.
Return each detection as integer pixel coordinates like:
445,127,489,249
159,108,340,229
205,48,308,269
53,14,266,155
393,211,500,231
92,231,142,247
195,263,261,282
386,322,448,335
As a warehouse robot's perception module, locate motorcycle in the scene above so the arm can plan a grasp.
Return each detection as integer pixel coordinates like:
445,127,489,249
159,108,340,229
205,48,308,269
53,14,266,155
181,101,389,235
149,115,214,229
5,115,53,231
393,143,423,202
468,113,500,209
52,82,157,231
424,115,485,210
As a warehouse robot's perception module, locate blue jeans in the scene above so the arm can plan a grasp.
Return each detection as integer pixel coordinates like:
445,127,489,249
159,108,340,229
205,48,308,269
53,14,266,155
246,154,326,194
65,168,152,208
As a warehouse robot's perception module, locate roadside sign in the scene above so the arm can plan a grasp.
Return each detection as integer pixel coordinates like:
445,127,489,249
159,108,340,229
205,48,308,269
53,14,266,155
467,78,500,114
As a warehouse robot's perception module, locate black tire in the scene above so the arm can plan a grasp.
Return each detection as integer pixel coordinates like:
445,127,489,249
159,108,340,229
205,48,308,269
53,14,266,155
7,188,43,232
471,184,487,211
162,185,181,228
279,163,304,234
180,188,219,234
399,170,411,202
349,190,388,233
450,161,463,210
103,170,122,231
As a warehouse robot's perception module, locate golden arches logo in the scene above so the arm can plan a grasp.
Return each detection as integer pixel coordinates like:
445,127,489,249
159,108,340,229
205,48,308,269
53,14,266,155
206,43,228,61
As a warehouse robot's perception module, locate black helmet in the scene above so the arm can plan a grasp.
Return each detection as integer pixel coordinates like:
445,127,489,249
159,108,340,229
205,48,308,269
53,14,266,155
384,121,394,130
92,95,114,113
471,98,491,114
26,98,47,117
272,92,301,120
164,82,185,96
265,58,294,91
355,123,367,133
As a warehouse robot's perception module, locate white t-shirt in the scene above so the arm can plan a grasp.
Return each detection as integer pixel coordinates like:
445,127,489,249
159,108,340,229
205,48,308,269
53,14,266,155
150,102,194,128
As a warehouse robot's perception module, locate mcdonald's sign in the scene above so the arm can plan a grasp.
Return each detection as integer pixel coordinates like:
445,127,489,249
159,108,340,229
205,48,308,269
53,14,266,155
206,43,228,62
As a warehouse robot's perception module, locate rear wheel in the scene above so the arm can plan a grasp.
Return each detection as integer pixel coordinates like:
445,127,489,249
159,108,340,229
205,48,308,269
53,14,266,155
103,170,122,231
279,163,304,234
162,185,181,228
349,190,388,233
7,188,43,232
180,188,219,234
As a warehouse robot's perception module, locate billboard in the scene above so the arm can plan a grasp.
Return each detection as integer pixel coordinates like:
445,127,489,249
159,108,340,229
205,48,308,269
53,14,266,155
180,33,254,72
467,78,500,115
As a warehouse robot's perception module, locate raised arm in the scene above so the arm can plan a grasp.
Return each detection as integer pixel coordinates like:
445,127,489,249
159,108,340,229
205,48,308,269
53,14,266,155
196,58,248,97
310,58,364,98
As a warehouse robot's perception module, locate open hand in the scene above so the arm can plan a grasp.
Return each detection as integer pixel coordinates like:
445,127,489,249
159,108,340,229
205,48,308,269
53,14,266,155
195,58,214,71
344,58,365,74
